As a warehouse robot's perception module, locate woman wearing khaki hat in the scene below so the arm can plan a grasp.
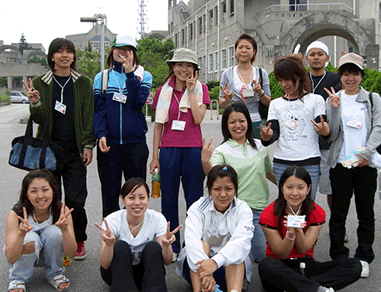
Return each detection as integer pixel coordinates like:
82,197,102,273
150,48,210,263
325,53,381,278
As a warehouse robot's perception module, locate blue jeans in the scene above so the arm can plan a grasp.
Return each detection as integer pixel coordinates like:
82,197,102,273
5,224,64,282
251,210,266,263
273,162,320,201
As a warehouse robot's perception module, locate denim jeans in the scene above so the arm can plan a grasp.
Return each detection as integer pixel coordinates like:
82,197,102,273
251,209,266,263
6,224,64,282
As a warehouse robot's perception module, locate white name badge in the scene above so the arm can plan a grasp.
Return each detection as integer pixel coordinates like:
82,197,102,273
287,215,306,228
112,92,127,104
242,88,254,98
171,120,186,131
54,100,67,114
346,119,362,129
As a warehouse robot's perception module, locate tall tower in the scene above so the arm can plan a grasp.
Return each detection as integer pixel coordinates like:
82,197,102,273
137,0,147,39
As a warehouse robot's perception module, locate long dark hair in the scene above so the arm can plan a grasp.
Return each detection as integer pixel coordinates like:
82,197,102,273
221,101,257,149
274,55,311,99
47,38,77,72
274,166,314,228
207,164,238,197
106,46,140,70
121,177,150,199
18,169,61,218
235,33,257,63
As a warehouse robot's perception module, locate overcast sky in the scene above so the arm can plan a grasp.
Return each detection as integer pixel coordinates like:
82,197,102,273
1,0,171,51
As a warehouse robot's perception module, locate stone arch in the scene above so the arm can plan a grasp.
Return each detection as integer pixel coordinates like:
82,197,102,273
0,45,22,59
25,50,47,63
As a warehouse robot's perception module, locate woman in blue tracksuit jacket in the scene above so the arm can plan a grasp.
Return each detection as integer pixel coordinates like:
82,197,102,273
93,35,153,218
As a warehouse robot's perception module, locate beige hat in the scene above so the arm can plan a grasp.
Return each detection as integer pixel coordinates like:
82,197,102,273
338,53,364,70
166,48,200,69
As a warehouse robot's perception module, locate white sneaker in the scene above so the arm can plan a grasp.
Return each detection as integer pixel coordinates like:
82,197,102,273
171,252,178,263
325,288,335,292
360,260,369,278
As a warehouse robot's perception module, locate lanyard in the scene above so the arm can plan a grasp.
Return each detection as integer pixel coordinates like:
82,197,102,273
236,66,253,85
111,69,126,93
309,72,326,94
287,202,302,216
173,92,182,121
52,75,71,103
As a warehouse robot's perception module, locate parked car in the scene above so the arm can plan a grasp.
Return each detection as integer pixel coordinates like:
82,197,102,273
10,91,29,103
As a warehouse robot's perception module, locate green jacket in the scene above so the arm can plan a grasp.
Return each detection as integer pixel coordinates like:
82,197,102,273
30,69,95,153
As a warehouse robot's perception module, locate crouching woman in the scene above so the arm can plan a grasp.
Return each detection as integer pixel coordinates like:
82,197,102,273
95,178,181,292
177,165,253,292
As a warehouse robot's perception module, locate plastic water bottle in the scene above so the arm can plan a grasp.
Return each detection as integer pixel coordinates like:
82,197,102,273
151,168,161,198
300,262,306,277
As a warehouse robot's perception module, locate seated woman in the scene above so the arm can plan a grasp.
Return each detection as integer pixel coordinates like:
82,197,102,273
4,169,77,292
258,166,362,292
177,165,253,292
95,177,181,292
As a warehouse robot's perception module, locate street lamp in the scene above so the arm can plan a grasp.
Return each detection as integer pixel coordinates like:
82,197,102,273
80,14,107,71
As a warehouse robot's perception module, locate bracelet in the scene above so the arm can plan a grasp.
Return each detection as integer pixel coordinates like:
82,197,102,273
259,90,265,97
286,231,296,241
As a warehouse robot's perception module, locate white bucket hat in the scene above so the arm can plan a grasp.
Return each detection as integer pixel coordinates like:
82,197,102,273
166,48,200,69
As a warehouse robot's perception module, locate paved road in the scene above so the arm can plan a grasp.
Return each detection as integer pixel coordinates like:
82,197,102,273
0,104,380,291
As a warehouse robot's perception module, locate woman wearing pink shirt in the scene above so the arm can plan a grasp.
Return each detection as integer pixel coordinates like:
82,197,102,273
150,48,210,262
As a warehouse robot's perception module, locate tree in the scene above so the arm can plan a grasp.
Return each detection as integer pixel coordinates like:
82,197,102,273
0,77,7,88
136,38,175,88
27,55,47,65
19,33,32,55
75,46,111,82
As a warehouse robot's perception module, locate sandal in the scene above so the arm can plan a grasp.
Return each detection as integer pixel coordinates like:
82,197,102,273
8,280,26,292
47,274,70,291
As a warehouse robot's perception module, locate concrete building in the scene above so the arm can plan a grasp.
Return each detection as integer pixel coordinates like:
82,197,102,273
161,0,380,83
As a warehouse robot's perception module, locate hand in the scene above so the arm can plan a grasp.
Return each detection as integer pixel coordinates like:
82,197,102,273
311,115,330,136
220,82,233,102
22,78,40,102
99,137,110,153
251,77,263,95
94,219,116,246
195,259,218,279
324,87,340,107
82,150,93,166
186,71,198,93
260,122,273,141
201,137,214,163
17,207,33,235
355,154,370,167
55,203,74,231
120,51,134,73
283,216,297,237
200,274,216,292
161,221,182,247
149,159,160,174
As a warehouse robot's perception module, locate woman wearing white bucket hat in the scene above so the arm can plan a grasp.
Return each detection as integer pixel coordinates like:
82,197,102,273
150,48,210,262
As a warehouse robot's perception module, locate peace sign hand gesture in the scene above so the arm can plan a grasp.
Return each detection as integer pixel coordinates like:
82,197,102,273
186,71,199,93
324,87,340,107
17,207,33,236
201,137,214,164
251,77,263,95
94,219,116,246
220,82,233,102
22,78,40,102
310,115,330,136
55,203,74,231
260,122,273,141
161,221,182,247
120,50,134,73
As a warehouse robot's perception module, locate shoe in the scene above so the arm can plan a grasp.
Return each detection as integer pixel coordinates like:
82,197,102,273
344,233,349,242
360,260,369,278
317,286,334,292
73,241,86,260
171,252,178,263
325,288,334,292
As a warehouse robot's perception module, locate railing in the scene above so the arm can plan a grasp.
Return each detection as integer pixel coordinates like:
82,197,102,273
210,100,220,120
258,3,354,16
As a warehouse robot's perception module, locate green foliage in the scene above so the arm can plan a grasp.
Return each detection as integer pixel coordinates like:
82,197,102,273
268,71,284,99
209,86,220,100
19,33,32,55
0,77,7,87
206,80,220,91
76,48,101,82
0,91,10,103
27,56,47,65
136,38,175,88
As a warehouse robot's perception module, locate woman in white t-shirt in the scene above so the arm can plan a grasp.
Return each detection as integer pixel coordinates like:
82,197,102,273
95,178,181,292
260,55,330,200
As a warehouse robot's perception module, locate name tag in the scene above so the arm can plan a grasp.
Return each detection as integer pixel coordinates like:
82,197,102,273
171,120,186,131
112,92,127,104
346,119,362,129
242,88,254,98
54,100,67,114
287,215,306,228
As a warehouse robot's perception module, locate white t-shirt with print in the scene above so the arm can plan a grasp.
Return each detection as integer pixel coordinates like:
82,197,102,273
267,93,326,161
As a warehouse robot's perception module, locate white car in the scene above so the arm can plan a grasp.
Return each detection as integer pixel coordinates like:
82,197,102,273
10,91,29,103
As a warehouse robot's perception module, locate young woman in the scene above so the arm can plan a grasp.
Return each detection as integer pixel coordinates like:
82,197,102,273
177,165,253,292
325,53,381,277
260,55,330,200
150,48,210,261
219,33,271,138
4,170,77,292
202,101,276,263
95,178,181,292
258,166,362,292
93,35,153,218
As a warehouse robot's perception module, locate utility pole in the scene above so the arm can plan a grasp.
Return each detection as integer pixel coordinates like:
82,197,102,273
137,0,148,39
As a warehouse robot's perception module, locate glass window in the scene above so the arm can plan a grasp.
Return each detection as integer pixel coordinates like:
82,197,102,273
209,53,214,73
228,46,235,67
221,49,227,69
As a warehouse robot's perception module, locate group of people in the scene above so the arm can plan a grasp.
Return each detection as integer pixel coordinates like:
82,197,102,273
3,32,378,292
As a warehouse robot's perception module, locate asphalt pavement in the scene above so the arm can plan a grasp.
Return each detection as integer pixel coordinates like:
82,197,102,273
0,104,380,291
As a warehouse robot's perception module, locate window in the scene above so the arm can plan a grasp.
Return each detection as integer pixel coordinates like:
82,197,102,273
215,7,218,25
221,48,227,69
189,23,193,40
228,46,235,67
203,56,206,72
266,46,274,58
181,29,185,45
174,33,178,47
199,17,203,34
209,53,214,73
214,51,218,71
230,0,234,17
221,1,227,21
204,14,206,33
289,0,307,11
198,57,203,72
209,9,213,27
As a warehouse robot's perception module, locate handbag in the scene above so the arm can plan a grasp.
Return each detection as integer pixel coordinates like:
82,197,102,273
9,116,63,173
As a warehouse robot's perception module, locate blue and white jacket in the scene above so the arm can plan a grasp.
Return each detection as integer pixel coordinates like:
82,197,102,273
93,61,153,144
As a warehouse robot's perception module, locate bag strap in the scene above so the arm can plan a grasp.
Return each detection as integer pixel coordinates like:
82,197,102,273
101,69,109,97
259,67,263,88
369,92,373,108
